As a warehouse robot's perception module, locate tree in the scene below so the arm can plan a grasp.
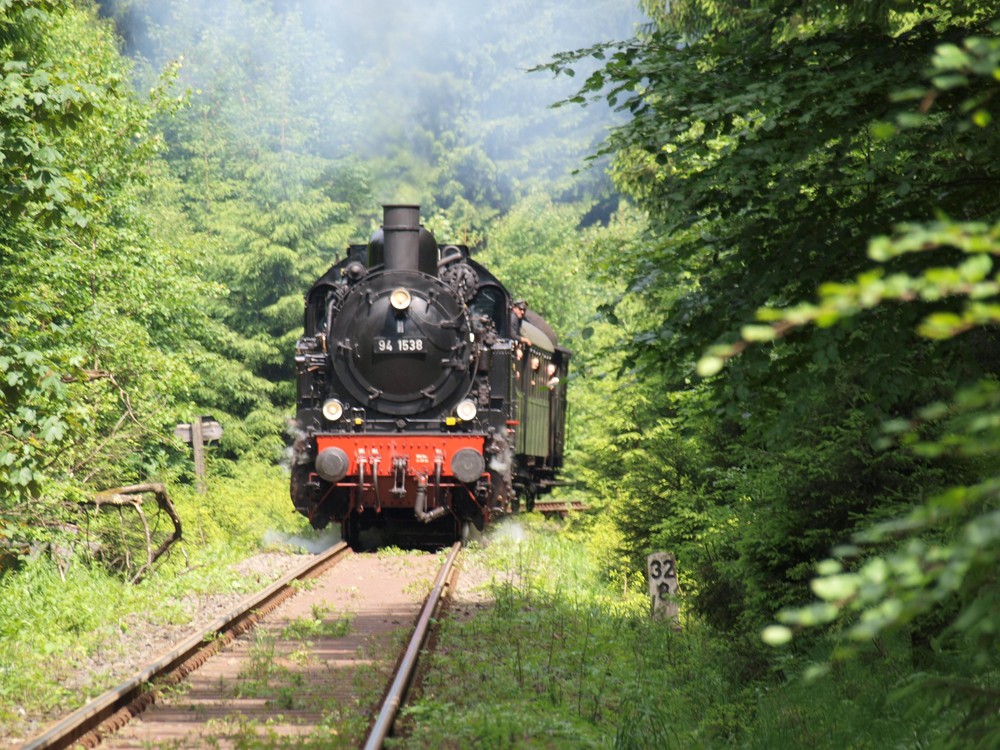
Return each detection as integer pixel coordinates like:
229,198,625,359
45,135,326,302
100,0,368,458
0,1,249,535
737,32,1000,747
539,1,1000,646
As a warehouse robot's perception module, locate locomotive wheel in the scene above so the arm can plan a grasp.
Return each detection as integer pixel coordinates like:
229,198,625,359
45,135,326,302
342,515,360,550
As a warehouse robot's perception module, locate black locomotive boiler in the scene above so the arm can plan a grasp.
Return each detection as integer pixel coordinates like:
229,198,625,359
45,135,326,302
290,204,570,547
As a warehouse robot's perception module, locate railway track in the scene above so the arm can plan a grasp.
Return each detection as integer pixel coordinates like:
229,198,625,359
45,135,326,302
364,541,461,749
532,499,587,517
19,541,462,750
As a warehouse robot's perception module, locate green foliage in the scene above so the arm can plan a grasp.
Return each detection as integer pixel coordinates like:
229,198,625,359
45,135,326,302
744,225,1000,747
638,0,997,39
71,0,634,468
407,519,732,748
738,637,956,750
0,0,110,225
475,195,604,337
686,27,1000,689
113,1,369,433
112,0,630,227
539,6,1000,745
541,5,1000,382
282,605,353,640
166,462,305,552
0,462,309,727
0,0,241,521
475,202,655,555
0,341,79,510
0,554,151,722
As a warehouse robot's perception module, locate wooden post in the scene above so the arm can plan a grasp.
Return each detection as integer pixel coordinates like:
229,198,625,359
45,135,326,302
191,416,206,494
647,551,679,622
174,416,221,495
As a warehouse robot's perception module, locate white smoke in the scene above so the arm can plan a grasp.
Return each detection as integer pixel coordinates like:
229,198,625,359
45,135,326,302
263,528,341,553
488,517,526,543
488,445,513,474
104,0,643,201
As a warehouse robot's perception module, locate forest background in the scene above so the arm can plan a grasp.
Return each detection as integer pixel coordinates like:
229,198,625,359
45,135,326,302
1,0,999,747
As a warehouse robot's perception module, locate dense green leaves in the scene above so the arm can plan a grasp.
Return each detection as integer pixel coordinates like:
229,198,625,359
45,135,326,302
1,0,633,519
0,340,76,507
693,34,1000,688
3,0,1000,743
547,4,1000,738
0,1,268,539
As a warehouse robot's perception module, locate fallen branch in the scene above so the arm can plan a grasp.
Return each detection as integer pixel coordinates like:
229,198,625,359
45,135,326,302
87,483,183,583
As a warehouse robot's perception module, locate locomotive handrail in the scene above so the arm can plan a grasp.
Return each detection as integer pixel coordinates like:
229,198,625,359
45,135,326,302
438,245,465,267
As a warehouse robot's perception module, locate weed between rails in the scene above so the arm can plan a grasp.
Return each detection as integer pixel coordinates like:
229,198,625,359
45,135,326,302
221,597,407,747
282,603,354,640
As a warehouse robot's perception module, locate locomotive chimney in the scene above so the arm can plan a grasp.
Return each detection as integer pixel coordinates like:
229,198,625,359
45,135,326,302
378,204,438,275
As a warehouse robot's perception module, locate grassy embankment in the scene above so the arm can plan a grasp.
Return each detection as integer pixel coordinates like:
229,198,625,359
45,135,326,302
403,514,954,749
2,484,969,749
0,463,311,735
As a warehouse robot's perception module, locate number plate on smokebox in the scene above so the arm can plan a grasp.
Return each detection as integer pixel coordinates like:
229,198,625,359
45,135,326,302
373,337,428,354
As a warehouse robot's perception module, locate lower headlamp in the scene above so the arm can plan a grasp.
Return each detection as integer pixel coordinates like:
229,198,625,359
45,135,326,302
322,398,344,422
456,399,478,421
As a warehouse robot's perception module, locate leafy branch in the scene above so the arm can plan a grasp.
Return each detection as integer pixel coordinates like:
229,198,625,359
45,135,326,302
698,220,1000,376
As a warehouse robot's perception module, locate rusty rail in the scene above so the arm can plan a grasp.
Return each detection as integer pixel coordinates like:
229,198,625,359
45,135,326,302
364,541,461,750
532,500,588,517
21,541,351,750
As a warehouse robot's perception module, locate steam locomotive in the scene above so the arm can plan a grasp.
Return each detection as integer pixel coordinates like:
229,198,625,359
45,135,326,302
290,205,570,548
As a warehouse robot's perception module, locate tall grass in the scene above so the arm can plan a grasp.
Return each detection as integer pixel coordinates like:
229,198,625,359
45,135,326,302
402,515,741,748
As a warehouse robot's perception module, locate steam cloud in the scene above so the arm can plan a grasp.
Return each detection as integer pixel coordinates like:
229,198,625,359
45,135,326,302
263,528,341,553
101,0,642,203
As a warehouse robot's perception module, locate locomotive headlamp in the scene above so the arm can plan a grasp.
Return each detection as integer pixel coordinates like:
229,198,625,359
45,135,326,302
322,398,344,422
389,288,411,311
456,399,477,421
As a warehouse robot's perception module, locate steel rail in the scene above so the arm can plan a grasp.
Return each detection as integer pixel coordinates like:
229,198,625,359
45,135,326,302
364,541,461,750
21,540,351,750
